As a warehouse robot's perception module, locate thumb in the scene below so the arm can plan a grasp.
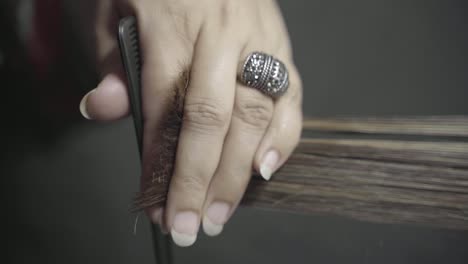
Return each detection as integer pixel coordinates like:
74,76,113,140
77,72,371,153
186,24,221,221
79,73,130,121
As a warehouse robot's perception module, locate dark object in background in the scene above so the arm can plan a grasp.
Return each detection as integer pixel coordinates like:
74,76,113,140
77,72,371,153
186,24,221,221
1,1,94,262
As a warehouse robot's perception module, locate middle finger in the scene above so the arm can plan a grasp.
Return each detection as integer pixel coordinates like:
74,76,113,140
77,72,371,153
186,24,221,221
165,27,241,247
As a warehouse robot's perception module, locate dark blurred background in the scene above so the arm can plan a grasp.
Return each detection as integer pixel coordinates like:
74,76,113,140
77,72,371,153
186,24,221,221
1,0,468,263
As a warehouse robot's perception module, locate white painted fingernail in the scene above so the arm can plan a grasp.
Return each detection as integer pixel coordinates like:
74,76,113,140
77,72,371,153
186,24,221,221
151,207,163,223
260,150,280,181
203,202,230,237
203,217,223,237
171,229,197,247
171,211,199,247
150,207,168,234
79,89,94,120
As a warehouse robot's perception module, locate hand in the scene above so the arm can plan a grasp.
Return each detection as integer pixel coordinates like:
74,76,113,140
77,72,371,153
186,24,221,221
79,0,302,247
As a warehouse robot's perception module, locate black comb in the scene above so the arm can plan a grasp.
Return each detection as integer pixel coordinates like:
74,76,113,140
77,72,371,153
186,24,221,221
118,16,173,264
118,16,143,153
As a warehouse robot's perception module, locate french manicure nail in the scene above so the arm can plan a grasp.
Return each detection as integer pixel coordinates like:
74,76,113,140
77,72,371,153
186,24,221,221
150,207,168,234
171,211,199,247
151,207,163,223
203,202,230,237
79,90,94,120
260,150,280,181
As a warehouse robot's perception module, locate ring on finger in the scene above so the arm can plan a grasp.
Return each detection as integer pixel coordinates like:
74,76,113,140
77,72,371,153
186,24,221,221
238,51,289,98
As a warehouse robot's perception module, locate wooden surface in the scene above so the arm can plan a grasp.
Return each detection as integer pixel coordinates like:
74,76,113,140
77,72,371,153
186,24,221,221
243,116,468,230
303,116,468,137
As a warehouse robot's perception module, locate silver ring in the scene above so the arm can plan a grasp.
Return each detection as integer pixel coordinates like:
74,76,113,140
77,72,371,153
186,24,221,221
239,52,289,98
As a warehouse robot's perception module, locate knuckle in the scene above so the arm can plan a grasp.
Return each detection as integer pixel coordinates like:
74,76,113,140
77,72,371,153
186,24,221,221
234,97,273,129
290,70,303,104
226,175,249,197
203,0,243,36
217,0,240,29
288,85,303,105
283,112,303,149
184,98,230,132
211,171,250,200
176,173,209,195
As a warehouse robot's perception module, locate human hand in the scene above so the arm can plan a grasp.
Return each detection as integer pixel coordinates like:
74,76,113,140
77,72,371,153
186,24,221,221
79,0,302,247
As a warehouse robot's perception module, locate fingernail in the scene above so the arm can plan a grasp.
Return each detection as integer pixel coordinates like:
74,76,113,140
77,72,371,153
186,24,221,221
150,207,168,234
79,89,94,120
203,202,230,237
171,211,199,247
260,150,280,181
150,207,163,223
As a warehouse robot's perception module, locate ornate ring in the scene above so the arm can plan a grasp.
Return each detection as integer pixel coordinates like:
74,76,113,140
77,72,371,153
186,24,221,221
239,51,289,98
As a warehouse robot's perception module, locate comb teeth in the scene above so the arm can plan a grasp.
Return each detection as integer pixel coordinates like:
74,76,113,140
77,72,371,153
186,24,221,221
118,16,144,153
127,22,141,81
128,25,141,75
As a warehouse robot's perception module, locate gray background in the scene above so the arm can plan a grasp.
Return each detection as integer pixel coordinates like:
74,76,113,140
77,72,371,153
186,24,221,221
2,0,468,263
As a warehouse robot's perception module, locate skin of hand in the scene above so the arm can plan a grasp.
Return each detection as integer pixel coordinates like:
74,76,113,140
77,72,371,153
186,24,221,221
79,0,303,247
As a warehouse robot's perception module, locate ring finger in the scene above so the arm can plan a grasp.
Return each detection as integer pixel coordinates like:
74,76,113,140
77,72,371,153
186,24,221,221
202,77,274,236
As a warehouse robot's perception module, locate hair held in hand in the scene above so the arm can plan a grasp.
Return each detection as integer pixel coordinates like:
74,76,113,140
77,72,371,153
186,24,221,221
131,70,189,212
127,68,468,231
